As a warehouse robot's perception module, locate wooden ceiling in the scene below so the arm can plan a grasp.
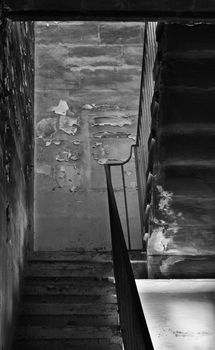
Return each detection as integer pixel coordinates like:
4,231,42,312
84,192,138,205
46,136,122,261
4,0,215,21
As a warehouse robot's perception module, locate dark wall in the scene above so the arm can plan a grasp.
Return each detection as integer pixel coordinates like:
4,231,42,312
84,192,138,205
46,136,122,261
0,20,34,349
5,0,215,21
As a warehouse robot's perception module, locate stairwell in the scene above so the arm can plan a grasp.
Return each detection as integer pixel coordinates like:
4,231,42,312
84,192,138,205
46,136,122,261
9,20,215,349
148,23,215,278
12,251,146,350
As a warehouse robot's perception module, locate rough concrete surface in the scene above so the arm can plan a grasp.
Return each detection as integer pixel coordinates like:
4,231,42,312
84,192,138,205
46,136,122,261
34,22,144,251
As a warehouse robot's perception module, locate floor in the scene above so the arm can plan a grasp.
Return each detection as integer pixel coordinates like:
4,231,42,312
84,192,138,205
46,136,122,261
136,279,215,350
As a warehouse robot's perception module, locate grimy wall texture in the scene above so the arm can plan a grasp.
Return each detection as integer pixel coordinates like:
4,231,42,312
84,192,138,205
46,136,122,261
0,21,34,350
35,22,144,251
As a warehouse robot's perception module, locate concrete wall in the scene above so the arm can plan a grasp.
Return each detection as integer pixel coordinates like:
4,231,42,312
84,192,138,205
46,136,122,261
35,22,144,251
0,20,34,350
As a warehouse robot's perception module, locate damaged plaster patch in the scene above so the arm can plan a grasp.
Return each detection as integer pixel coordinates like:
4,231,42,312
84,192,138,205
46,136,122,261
148,227,172,254
53,140,61,145
72,139,81,145
98,158,108,165
157,185,174,217
148,185,185,254
54,165,66,188
45,139,61,147
124,170,132,176
56,149,81,162
91,141,110,164
53,164,81,191
93,131,131,139
160,256,186,276
59,115,80,135
36,164,52,176
92,115,133,128
70,185,79,192
93,104,121,111
128,134,136,142
50,99,69,115
36,117,57,139
82,103,95,110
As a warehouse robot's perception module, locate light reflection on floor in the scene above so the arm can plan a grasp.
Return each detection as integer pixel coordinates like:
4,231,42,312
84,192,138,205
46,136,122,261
136,279,215,350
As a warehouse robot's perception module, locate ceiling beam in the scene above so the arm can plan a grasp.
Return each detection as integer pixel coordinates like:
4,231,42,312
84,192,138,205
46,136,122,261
4,0,215,21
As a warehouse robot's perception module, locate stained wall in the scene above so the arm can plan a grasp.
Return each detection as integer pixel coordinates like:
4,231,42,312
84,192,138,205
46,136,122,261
35,22,144,251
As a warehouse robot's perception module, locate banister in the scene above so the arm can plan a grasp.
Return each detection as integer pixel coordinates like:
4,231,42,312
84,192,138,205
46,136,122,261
104,22,157,251
104,164,154,350
105,23,149,168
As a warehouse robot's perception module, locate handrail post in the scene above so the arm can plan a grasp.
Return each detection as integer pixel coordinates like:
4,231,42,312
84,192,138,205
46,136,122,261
121,164,131,250
104,163,154,350
105,22,157,254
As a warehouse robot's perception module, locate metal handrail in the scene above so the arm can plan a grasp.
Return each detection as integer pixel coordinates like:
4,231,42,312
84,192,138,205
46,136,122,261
104,164,154,350
105,22,157,250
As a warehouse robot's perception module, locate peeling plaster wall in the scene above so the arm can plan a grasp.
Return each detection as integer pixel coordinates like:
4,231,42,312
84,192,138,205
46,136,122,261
35,22,143,251
0,20,34,350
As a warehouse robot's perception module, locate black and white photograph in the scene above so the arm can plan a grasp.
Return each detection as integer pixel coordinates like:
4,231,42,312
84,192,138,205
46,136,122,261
1,2,215,350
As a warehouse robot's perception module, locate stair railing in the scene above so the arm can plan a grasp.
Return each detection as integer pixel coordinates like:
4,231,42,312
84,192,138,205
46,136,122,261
104,22,157,350
104,164,154,350
105,22,157,251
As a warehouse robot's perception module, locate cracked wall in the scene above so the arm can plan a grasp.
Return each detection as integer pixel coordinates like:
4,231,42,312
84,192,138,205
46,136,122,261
0,20,34,350
35,21,144,251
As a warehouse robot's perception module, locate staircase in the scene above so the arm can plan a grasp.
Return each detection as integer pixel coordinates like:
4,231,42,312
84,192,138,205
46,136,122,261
13,251,146,350
148,23,215,278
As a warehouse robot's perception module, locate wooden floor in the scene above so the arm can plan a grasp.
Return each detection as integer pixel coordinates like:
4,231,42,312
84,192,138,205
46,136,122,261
136,279,215,350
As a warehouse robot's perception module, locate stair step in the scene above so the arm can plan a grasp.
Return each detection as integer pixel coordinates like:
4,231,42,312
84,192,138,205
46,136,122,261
130,260,147,278
159,133,215,162
15,325,121,340
29,250,146,262
161,59,215,88
23,277,115,296
23,285,116,297
26,253,147,279
149,223,215,256
161,124,215,136
163,50,215,60
28,251,113,262
161,161,215,178
13,339,123,350
161,24,215,54
153,179,215,249
160,88,215,126
22,294,117,304
147,255,215,279
165,197,215,228
159,177,214,198
24,275,114,284
162,160,215,178
25,261,114,278
19,314,118,327
20,302,118,316
13,252,126,349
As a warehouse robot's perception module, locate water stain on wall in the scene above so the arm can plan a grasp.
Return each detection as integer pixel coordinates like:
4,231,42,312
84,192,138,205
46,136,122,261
35,21,144,251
